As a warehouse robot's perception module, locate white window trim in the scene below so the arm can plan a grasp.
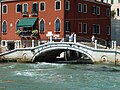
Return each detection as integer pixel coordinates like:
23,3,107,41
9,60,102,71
2,20,7,33
78,3,82,13
39,18,45,33
2,4,8,14
65,0,70,11
40,2,46,12
1,40,7,47
83,4,87,13
15,19,20,31
16,3,22,13
83,23,87,34
23,3,28,12
55,0,61,11
54,17,61,32
78,23,82,33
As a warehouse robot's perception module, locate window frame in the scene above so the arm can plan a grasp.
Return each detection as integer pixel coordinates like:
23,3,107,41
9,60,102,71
96,6,100,15
78,23,82,33
65,0,70,11
1,40,6,47
32,2,38,12
54,18,61,32
2,4,8,14
65,21,71,32
83,4,87,13
40,2,45,12
40,19,45,33
83,23,87,34
78,3,82,13
23,3,28,13
106,8,110,17
2,20,7,33
55,0,61,11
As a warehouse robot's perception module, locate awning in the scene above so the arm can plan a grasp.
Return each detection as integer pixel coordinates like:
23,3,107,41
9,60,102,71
17,18,37,27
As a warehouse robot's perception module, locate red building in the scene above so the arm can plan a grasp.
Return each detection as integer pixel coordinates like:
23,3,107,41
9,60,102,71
0,0,111,51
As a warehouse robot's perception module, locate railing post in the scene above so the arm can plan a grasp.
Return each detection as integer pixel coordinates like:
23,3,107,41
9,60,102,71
111,40,114,49
74,34,76,43
114,41,117,50
50,35,52,42
95,40,97,49
32,40,34,47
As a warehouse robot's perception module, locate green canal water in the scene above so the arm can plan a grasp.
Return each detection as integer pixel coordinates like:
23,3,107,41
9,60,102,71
0,63,120,90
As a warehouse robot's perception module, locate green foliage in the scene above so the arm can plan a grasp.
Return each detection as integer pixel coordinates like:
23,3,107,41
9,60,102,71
32,30,38,36
111,10,116,18
16,30,22,35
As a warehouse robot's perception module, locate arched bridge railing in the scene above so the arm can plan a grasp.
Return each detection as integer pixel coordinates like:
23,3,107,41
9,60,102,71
31,42,96,62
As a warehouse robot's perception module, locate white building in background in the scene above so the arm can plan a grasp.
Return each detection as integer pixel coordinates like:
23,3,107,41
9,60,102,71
106,0,120,45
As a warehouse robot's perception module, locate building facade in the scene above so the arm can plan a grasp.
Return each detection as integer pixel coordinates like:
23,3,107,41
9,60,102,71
106,0,120,45
1,0,111,51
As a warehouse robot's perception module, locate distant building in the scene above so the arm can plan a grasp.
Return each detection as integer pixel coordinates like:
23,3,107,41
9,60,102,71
107,0,120,45
1,0,111,51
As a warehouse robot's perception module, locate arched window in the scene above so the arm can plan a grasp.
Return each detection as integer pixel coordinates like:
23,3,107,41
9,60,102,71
117,8,119,16
16,20,20,31
55,19,60,32
40,19,44,32
2,21,7,33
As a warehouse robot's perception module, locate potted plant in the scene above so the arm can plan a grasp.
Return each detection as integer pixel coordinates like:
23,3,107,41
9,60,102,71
16,30,22,35
32,30,38,36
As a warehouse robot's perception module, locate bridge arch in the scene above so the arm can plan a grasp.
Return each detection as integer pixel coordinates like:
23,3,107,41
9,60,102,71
31,42,95,63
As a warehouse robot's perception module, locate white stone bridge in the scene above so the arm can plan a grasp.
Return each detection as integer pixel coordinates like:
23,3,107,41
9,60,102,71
0,41,120,64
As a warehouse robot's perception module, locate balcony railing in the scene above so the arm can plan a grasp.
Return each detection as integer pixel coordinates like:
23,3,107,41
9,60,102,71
31,11,38,16
22,11,28,17
16,30,39,37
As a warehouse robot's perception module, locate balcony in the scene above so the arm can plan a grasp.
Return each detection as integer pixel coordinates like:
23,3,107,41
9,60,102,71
31,11,38,16
22,12,28,17
16,30,39,38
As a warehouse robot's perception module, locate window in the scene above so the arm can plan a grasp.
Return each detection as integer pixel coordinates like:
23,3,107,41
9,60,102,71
107,26,110,35
55,0,61,10
96,6,100,15
65,0,70,10
40,2,45,11
3,5,7,14
55,19,60,32
16,4,22,13
1,40,6,46
83,4,87,13
106,8,110,16
83,23,87,33
118,0,120,3
78,3,82,12
117,8,119,16
111,0,113,4
40,19,45,32
92,24,100,34
16,20,20,31
92,6,96,14
32,3,38,13
23,3,28,12
78,23,82,33
2,21,7,33
65,21,70,32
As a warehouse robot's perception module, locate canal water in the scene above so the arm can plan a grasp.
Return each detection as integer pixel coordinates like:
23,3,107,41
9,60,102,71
0,63,120,90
